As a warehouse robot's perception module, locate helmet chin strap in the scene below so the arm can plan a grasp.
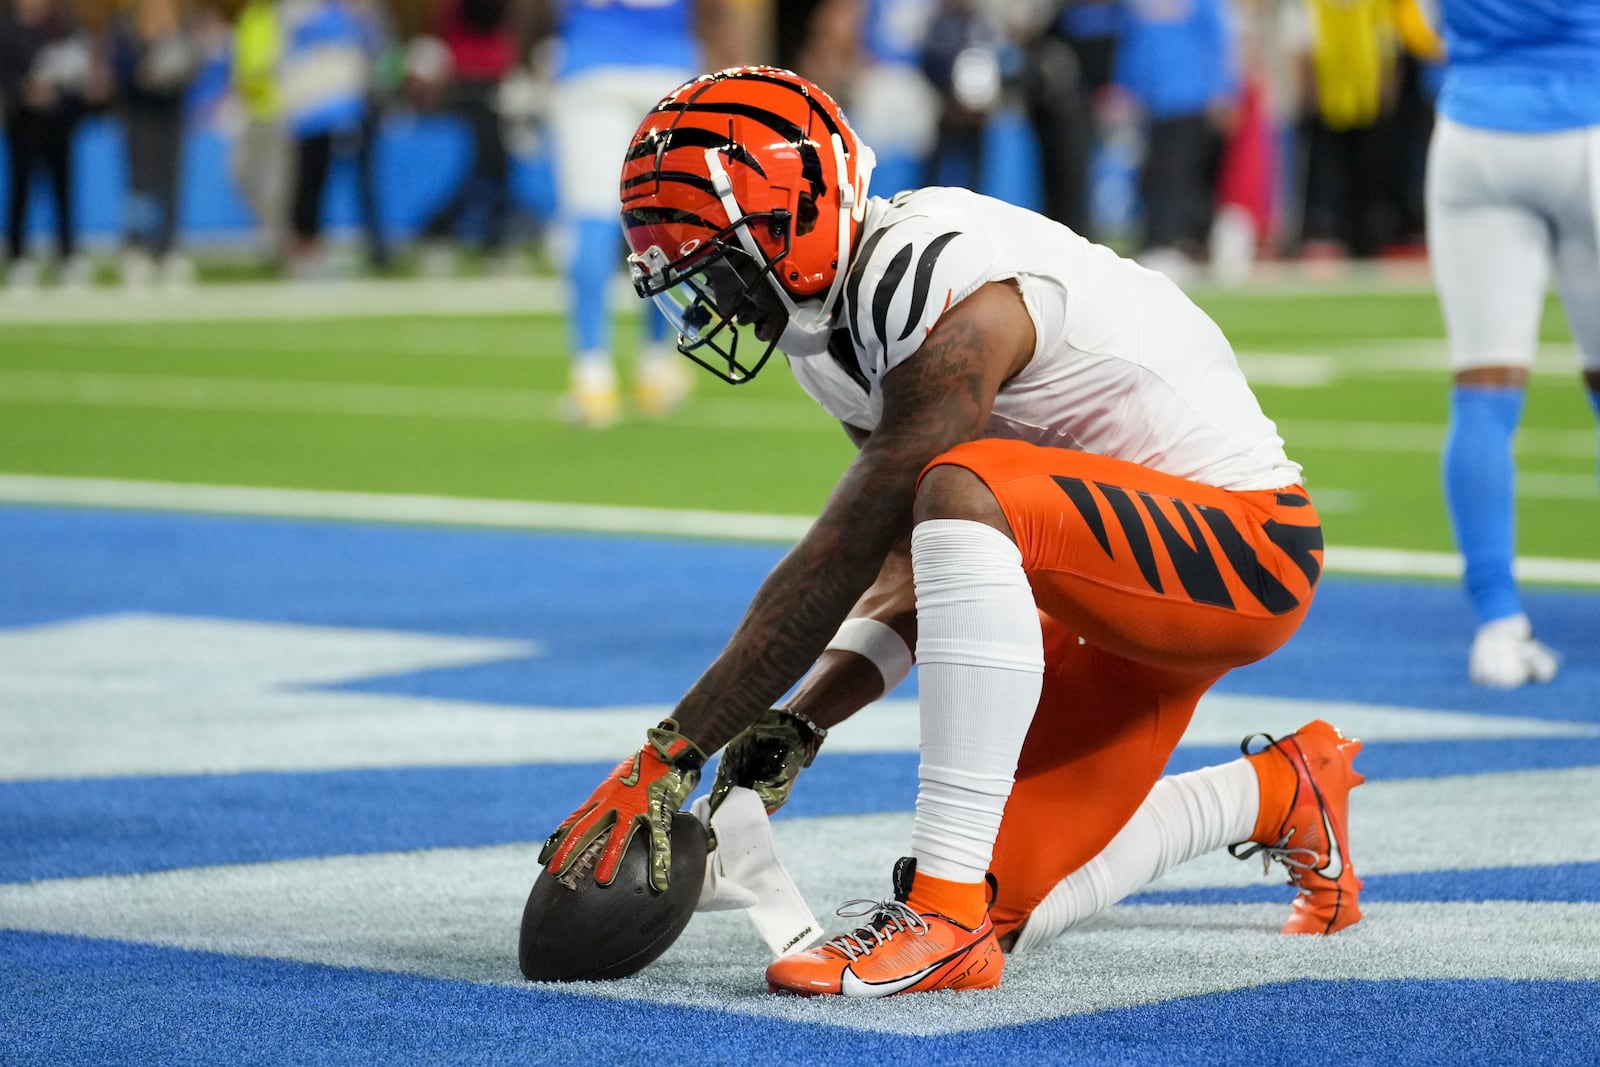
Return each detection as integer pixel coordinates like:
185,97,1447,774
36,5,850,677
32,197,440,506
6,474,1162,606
705,135,874,360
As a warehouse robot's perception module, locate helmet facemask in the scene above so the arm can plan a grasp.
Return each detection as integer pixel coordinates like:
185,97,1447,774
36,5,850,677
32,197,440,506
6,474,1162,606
628,206,795,384
622,68,876,381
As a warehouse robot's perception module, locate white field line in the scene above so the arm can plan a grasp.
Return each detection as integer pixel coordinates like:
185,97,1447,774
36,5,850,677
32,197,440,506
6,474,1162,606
2,274,1580,375
0,369,555,420
0,276,578,322
0,473,815,542
0,368,1595,465
0,369,829,432
10,324,576,361
0,267,1441,325
1238,342,1583,385
1277,418,1595,459
2,473,1598,586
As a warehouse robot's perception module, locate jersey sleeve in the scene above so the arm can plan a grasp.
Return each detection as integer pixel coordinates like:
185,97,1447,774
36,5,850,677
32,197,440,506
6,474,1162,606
840,217,994,382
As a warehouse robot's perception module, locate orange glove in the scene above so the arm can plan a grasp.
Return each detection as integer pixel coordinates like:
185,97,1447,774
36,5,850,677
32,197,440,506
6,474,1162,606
538,719,707,893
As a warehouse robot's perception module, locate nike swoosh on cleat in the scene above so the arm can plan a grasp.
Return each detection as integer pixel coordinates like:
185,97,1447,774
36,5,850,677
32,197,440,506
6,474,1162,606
839,961,941,998
1317,804,1343,879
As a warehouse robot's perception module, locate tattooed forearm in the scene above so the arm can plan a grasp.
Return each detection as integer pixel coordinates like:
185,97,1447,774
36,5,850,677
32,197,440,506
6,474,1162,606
668,446,916,752
876,318,996,443
668,314,1003,754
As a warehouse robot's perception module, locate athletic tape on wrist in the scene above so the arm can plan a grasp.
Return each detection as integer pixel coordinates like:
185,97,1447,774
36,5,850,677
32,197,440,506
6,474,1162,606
824,617,913,693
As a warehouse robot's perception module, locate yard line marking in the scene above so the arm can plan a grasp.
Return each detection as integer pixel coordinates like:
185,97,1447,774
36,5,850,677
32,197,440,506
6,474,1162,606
0,473,817,540
0,276,576,322
0,369,554,420
1279,418,1596,459
1518,471,1600,499
0,269,1439,325
0,474,1596,583
1240,343,1582,384
0,369,1596,461
0,369,834,431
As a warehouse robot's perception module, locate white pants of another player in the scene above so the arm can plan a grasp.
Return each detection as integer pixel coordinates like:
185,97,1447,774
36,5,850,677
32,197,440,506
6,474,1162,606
1427,116,1600,373
550,66,697,219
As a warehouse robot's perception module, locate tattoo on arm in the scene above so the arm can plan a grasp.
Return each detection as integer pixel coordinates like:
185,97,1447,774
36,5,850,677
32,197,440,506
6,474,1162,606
669,296,1012,753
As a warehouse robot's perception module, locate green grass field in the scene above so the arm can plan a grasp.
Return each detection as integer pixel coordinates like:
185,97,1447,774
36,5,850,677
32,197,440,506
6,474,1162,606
1,280,1593,560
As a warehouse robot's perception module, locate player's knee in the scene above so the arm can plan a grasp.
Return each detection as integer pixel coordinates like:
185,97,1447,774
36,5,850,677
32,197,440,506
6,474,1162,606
914,463,1011,535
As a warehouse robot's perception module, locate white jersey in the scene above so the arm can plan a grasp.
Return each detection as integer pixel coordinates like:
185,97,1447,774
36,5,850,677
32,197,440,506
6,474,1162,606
786,187,1303,492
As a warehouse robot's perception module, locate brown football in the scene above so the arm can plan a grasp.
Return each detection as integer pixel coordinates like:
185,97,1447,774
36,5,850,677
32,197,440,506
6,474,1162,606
518,813,708,982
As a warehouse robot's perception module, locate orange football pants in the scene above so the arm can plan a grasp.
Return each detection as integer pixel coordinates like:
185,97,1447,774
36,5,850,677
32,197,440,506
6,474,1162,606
921,438,1323,939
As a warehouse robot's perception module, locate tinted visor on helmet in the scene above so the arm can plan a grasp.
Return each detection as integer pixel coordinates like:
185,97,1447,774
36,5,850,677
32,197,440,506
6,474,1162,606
629,217,791,384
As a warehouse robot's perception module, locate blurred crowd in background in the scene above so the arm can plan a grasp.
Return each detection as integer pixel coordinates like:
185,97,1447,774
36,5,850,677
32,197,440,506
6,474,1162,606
1,0,1446,293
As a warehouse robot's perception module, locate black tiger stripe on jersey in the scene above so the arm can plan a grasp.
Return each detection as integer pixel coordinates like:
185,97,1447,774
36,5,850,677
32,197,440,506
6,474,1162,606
1056,475,1169,595
827,328,870,394
1054,475,1316,612
898,232,963,341
1139,493,1234,609
1196,506,1301,614
845,225,895,352
1053,475,1112,557
1098,483,1165,594
872,244,915,351
845,228,960,354
1264,519,1324,586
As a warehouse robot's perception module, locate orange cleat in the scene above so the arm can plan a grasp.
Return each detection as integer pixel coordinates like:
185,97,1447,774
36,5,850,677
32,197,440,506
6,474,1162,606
765,859,1005,997
1232,719,1365,935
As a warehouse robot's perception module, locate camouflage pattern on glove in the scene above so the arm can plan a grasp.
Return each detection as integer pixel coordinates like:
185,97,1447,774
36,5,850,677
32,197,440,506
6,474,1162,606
539,719,706,893
708,708,824,816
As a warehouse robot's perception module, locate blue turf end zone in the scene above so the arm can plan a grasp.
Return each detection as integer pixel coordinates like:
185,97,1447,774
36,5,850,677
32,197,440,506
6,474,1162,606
4,932,1597,1067
1,505,1597,1065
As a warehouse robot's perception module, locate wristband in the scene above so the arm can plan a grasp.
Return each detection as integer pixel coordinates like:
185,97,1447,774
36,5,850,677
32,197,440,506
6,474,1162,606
824,617,913,694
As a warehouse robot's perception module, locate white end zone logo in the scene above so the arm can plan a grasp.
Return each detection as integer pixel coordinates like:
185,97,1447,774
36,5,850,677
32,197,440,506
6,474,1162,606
1,614,1597,1036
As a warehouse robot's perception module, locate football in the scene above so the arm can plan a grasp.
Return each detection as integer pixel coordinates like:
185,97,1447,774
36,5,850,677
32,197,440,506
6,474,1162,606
518,812,709,982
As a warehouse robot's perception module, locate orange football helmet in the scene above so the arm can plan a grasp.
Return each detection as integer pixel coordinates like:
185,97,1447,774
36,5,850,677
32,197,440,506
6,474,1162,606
620,67,875,382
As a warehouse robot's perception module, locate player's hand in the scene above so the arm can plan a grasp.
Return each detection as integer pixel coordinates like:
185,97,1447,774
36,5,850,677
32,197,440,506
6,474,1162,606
538,719,706,893
708,708,825,816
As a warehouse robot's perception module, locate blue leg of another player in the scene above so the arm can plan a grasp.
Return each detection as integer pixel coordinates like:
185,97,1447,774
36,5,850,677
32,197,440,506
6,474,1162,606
561,216,622,428
1443,383,1559,687
633,288,690,418
1589,381,1600,487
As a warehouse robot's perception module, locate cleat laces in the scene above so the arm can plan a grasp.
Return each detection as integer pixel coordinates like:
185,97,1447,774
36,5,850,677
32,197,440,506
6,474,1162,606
1228,729,1336,896
1230,731,1317,888
1228,834,1323,895
823,899,930,961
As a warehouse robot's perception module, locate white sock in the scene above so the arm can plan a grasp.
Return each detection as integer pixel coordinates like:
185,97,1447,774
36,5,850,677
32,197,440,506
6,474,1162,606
639,341,673,369
573,354,614,391
910,518,1045,884
1011,757,1259,952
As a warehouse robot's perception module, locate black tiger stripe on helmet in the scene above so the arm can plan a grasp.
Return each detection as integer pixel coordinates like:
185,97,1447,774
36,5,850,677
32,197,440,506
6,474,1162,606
619,67,876,381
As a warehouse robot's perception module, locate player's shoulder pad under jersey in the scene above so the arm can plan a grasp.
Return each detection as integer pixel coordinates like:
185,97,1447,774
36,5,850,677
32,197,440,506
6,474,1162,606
840,199,992,378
